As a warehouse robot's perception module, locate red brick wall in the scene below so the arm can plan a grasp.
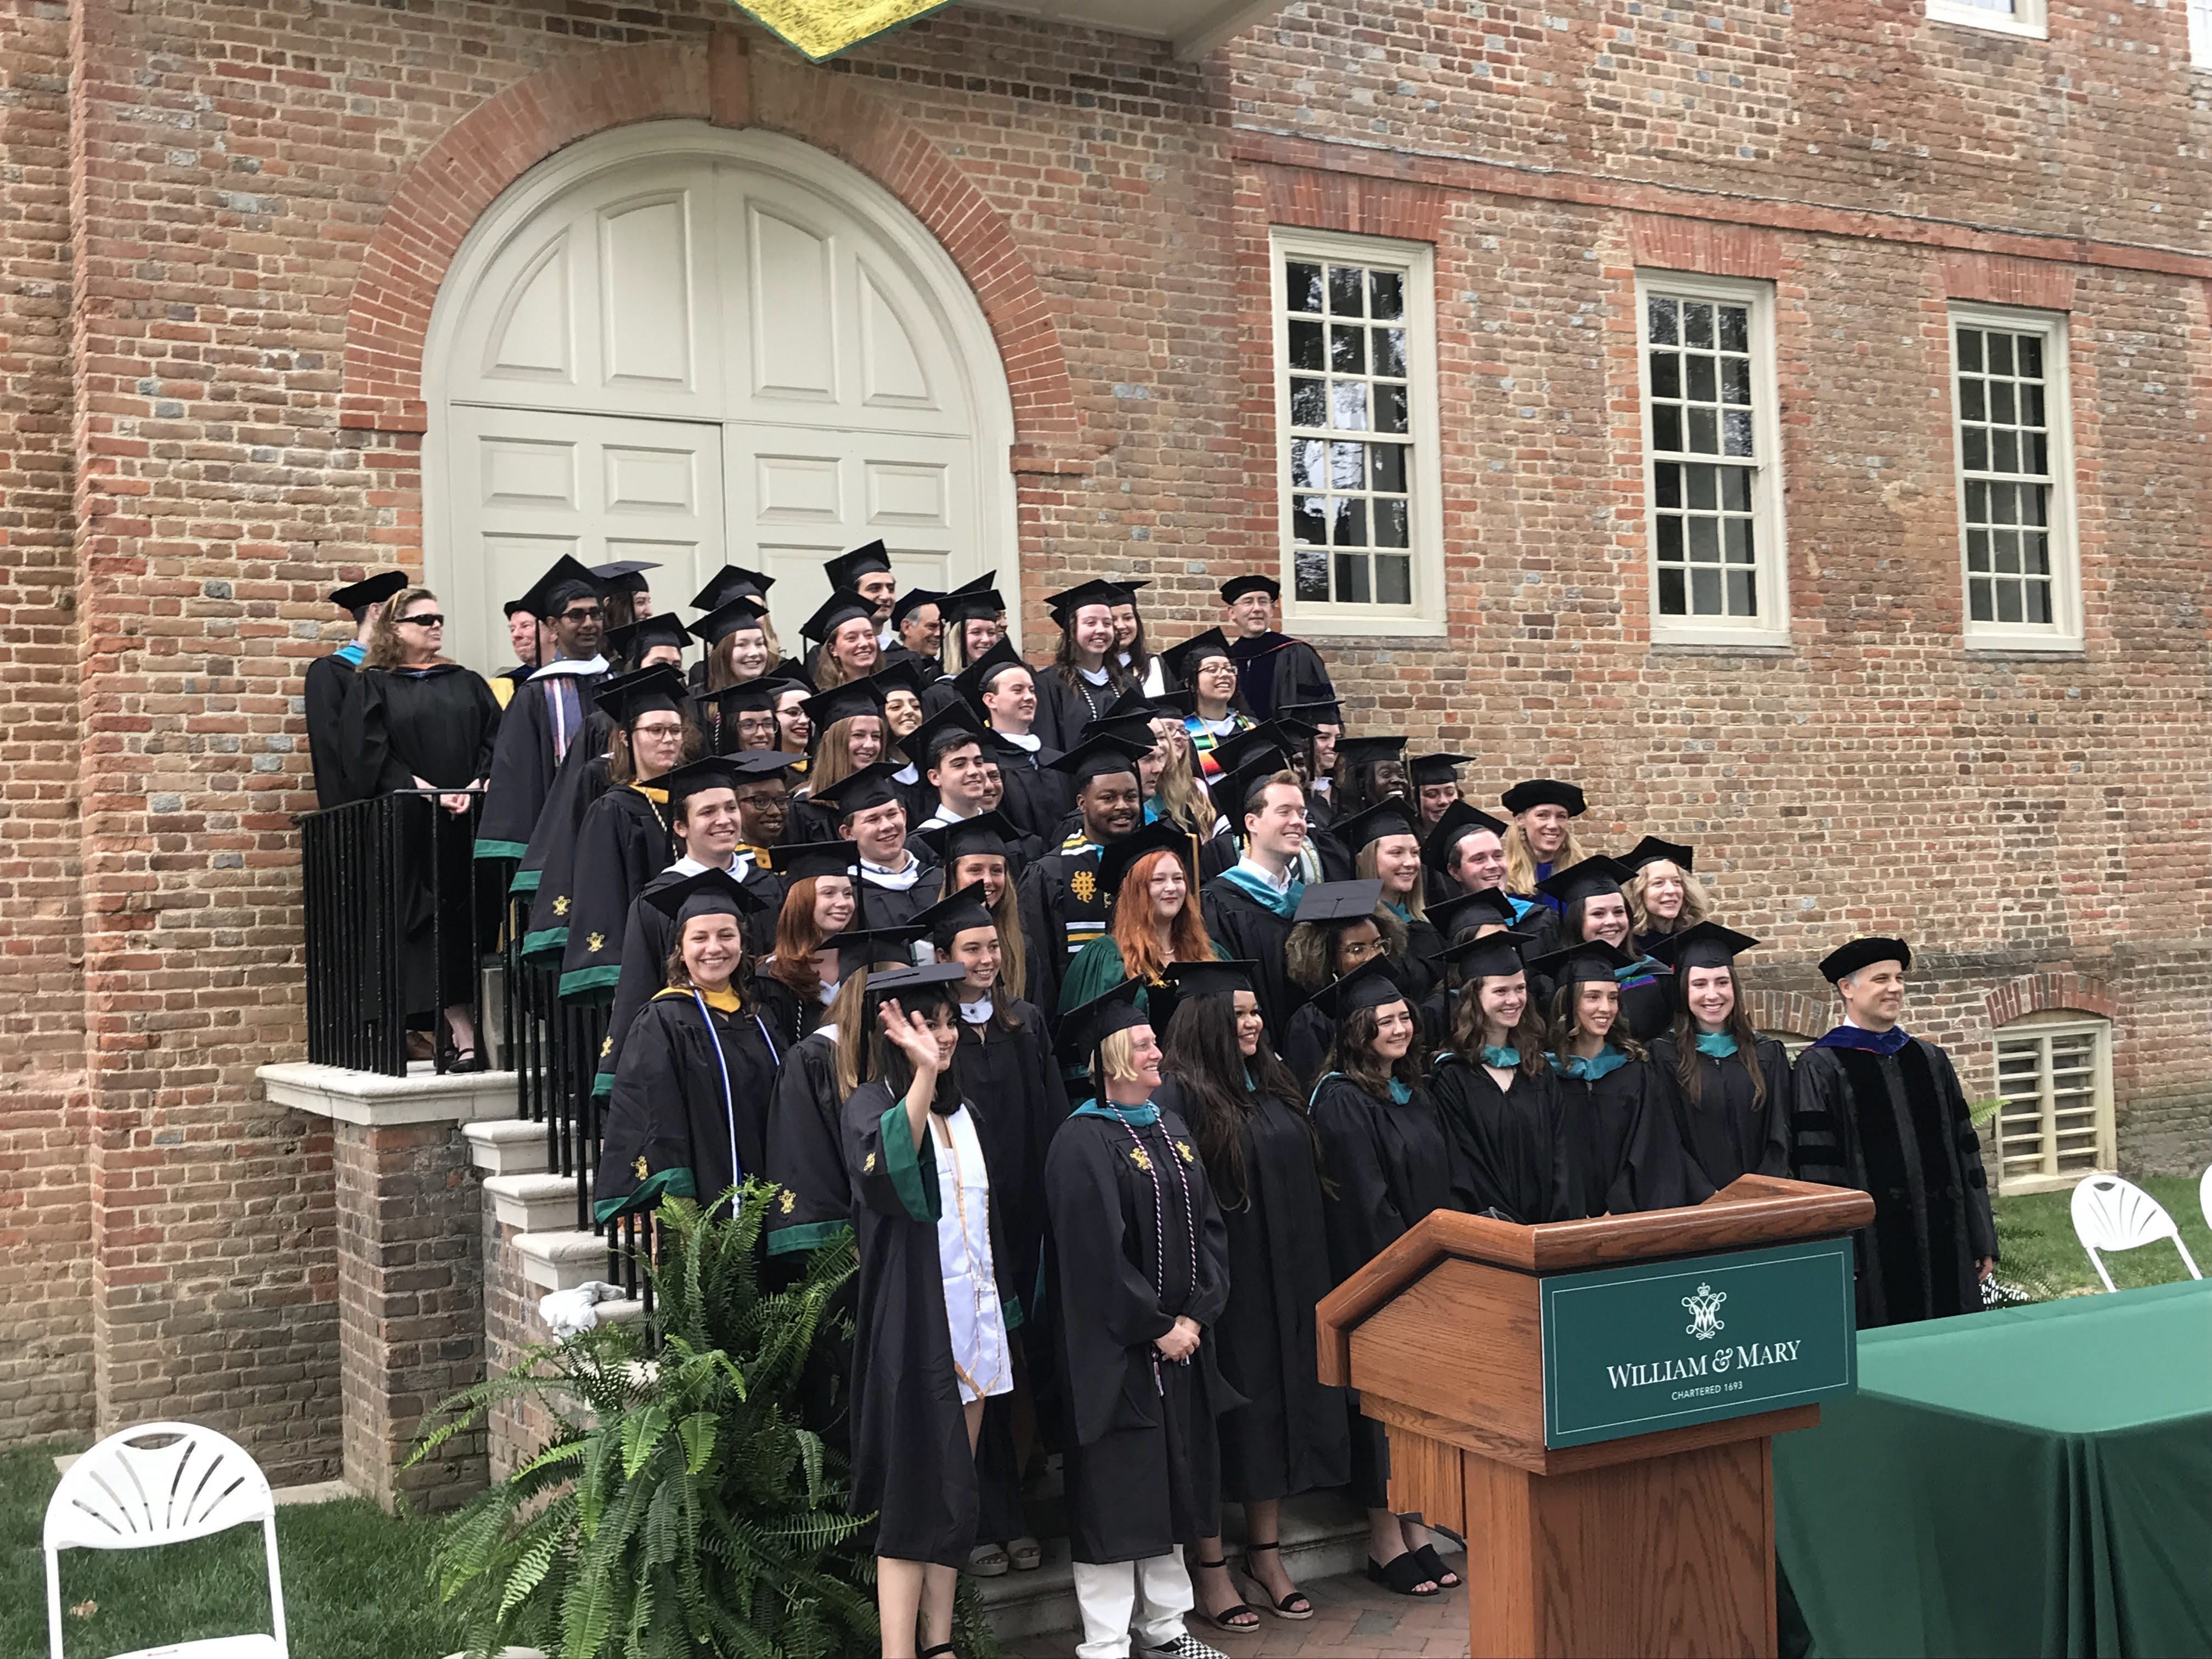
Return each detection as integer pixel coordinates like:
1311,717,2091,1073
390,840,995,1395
13,0,2212,1459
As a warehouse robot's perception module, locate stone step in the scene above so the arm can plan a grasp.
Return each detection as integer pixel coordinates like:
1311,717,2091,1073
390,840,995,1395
484,1171,588,1234
512,1227,616,1293
462,1115,554,1176
977,1489,1403,1643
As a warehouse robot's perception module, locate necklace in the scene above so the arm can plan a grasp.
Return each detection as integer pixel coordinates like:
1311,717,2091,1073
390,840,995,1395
1101,1101,1198,1389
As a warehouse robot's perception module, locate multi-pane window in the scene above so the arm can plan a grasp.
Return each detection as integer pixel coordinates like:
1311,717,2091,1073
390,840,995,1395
1994,1018,2114,1194
2194,0,2212,67
1926,0,2047,38
1638,275,1787,643
1949,307,2077,647
1273,230,1439,629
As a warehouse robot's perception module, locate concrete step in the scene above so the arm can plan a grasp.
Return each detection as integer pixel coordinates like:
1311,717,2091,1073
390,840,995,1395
512,1227,614,1293
977,1488,1397,1643
462,1115,554,1176
484,1171,588,1234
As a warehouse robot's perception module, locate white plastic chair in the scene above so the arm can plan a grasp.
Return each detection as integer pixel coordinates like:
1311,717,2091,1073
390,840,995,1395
44,1421,288,1659
2199,1163,2212,1235
2070,1174,2201,1293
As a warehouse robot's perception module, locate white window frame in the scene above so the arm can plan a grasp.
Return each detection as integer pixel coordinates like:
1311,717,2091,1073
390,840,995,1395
1634,271,1791,648
1947,302,2081,652
1927,0,2048,41
2193,0,2212,70
1270,227,1446,639
1991,1014,2115,1195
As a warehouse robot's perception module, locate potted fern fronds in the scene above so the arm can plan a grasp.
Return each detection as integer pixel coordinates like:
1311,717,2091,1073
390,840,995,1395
413,1184,879,1658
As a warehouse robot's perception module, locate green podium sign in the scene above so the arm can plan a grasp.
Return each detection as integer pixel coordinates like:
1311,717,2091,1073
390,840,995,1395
1540,1236,1857,1448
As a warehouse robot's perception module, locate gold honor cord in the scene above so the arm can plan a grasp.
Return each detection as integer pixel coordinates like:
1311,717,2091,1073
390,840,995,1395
727,0,958,61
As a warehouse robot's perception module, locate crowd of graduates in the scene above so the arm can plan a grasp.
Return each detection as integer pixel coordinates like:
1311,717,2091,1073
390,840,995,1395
303,547,1999,1659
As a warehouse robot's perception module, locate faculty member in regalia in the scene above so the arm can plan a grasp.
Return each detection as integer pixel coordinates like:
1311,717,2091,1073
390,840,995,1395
1792,936,1996,1328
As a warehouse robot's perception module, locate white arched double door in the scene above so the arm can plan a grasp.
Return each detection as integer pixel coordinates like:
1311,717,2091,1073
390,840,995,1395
427,122,1015,670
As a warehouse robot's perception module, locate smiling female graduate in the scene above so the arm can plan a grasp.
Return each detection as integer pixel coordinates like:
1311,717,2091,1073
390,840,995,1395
1426,928,1567,1226
590,866,779,1226
839,961,1022,1659
1645,922,1791,1191
1046,977,1237,1659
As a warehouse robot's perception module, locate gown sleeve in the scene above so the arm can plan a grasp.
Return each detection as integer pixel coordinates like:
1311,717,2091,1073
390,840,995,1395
764,1037,854,1256
1017,860,1062,1017
306,654,362,809
1756,1039,1795,1178
341,668,415,799
1280,1004,1334,1087
1788,1046,1857,1189
592,897,670,1101
1609,1062,1714,1213
1046,1121,1177,1353
593,1001,698,1223
560,797,661,1002
1929,1042,1998,1260
1308,1077,1408,1283
467,672,503,781
475,685,553,859
845,1079,943,1226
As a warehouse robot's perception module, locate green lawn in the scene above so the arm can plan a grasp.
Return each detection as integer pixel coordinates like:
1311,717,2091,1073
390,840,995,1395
1990,1175,2211,1299
2,1441,458,1659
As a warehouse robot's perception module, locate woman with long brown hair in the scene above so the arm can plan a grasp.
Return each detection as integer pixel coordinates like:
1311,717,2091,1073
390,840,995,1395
1035,578,1137,751
1054,822,1218,1017
748,844,863,1054
1427,930,1565,1225
693,594,776,694
1306,958,1454,1600
803,591,884,692
1154,960,1347,1634
1278,880,1401,1086
1647,923,1790,1190
781,680,891,847
913,812,1030,1004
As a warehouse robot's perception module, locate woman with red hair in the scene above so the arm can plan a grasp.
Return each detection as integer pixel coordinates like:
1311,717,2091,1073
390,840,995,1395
1055,821,1222,1019
746,844,862,1053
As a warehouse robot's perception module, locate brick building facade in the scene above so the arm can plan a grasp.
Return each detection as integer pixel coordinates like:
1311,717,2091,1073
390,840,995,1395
3,0,2208,1476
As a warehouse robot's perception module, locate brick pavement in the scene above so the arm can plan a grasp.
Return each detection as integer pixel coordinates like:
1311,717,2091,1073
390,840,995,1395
1001,1571,1470,1657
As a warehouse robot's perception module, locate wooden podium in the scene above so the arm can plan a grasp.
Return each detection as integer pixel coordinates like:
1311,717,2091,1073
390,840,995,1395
1315,1176,1875,1658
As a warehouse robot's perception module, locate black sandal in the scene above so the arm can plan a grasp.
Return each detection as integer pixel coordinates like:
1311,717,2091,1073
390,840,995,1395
1239,1539,1313,1621
1365,1551,1441,1597
1189,1556,1262,1632
921,1646,956,1658
1411,1541,1460,1589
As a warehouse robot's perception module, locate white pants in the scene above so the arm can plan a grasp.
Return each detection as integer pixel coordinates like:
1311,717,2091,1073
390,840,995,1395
1071,1548,1193,1658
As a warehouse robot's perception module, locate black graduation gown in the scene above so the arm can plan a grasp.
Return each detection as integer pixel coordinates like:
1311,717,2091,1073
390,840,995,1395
1046,1105,1235,1565
952,1005,1066,1316
592,988,781,1222
1791,1035,1997,1329
855,861,943,932
475,663,607,860
1015,843,1110,1014
749,967,832,1058
764,1029,851,1259
1648,1035,1793,1192
304,650,362,809
1034,668,1121,753
777,793,839,849
991,744,1074,847
1432,1053,1571,1224
1199,878,1301,1036
1280,1001,1335,1087
1616,959,1677,1045
558,785,672,1003
343,663,503,1018
1390,909,1444,1005
843,1082,1020,1566
1155,1077,1349,1504
516,742,611,953
1227,633,1334,722
1308,1072,1451,1508
1553,1055,1713,1220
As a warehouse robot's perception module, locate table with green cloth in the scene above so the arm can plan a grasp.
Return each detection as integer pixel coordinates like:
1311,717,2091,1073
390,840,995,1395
1775,1279,2212,1658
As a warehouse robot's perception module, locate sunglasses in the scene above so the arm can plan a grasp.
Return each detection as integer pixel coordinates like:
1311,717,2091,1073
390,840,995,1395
399,613,445,628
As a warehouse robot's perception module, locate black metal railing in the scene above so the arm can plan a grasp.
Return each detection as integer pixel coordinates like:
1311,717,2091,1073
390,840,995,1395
300,790,493,1076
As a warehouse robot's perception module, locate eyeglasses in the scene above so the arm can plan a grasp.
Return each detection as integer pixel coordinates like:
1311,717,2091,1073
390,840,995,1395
632,721,686,741
399,613,444,628
560,606,605,623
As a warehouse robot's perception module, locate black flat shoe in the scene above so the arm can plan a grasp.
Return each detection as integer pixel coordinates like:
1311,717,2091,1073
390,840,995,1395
1412,1542,1460,1590
1365,1553,1441,1597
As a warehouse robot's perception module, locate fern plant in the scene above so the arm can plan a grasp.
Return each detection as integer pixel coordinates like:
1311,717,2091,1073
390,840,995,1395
411,1183,879,1659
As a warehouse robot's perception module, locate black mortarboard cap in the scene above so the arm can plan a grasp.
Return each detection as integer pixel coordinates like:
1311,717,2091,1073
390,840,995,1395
641,865,766,927
1333,798,1422,854
1276,698,1344,729
1294,879,1384,925
1336,735,1407,770
800,590,877,642
866,658,930,702
1048,731,1150,787
690,565,775,612
1210,724,1294,778
1220,573,1280,605
1623,834,1695,874
823,541,894,591
1536,855,1635,909
727,748,805,778
951,637,1030,707
605,613,691,663
1161,628,1237,685
689,594,770,647
864,962,969,1015
657,757,738,815
1501,778,1588,816
516,554,605,619
802,678,888,732
1097,687,1176,724
1423,799,1512,874
909,701,984,769
1219,754,1299,824
913,810,1020,867
814,760,906,819
708,676,796,720
1149,956,1260,1036
590,664,689,727
1430,887,1518,940
1080,716,1162,756
1527,938,1633,987
1432,928,1536,983
1819,936,1911,984
503,597,531,619
769,840,860,883
1301,954,1408,1021
911,882,998,949
1054,974,1152,1071
1045,578,1131,621
822,925,926,971
329,571,409,614
591,559,659,591
1408,752,1473,788
1097,820,1195,900
890,586,944,628
940,571,1004,623
1653,922,1761,973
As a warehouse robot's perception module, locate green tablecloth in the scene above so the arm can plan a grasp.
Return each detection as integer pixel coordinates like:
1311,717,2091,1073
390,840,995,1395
1775,1279,2212,1658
